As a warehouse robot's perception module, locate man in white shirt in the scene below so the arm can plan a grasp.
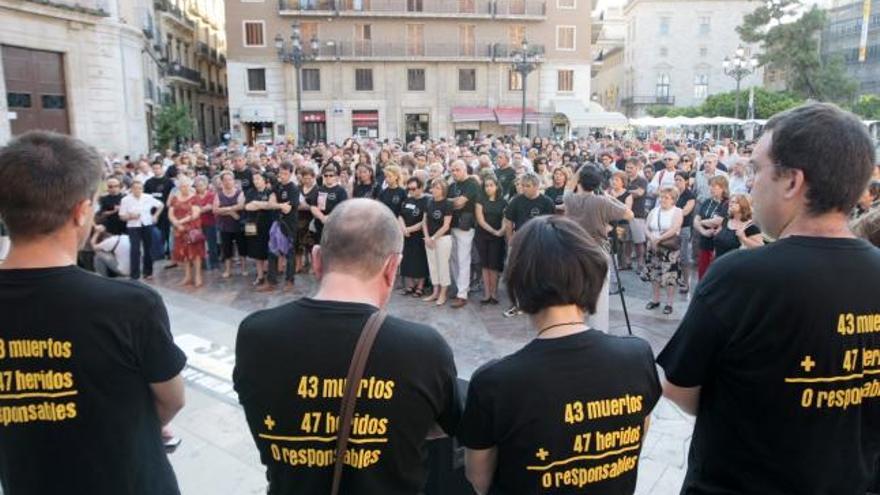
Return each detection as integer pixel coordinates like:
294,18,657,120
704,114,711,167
90,225,131,277
693,153,728,203
118,180,163,280
649,151,679,195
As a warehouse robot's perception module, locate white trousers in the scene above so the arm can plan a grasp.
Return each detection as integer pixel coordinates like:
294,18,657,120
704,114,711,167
425,235,453,287
451,228,475,299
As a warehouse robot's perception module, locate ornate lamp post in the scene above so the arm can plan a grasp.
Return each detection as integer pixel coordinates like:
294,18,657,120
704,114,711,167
511,39,538,138
722,45,759,120
275,22,319,146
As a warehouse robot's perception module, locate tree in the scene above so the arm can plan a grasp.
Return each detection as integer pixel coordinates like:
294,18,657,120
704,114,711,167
737,1,857,103
851,94,880,120
647,88,805,119
154,105,193,152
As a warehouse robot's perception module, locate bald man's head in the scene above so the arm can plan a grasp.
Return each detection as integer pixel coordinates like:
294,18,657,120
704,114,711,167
319,198,404,279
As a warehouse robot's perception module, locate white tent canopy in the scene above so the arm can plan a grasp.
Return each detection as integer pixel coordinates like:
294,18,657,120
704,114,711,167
552,99,629,129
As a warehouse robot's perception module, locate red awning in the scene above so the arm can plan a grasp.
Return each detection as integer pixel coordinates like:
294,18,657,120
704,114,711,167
301,111,325,123
352,111,379,124
494,107,539,126
451,106,496,123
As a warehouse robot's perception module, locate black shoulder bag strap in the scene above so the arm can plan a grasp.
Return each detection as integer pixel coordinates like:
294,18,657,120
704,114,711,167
330,310,387,495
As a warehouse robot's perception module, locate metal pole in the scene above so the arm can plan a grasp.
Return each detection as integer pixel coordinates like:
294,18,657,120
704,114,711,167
521,68,527,138
295,62,303,147
734,75,742,120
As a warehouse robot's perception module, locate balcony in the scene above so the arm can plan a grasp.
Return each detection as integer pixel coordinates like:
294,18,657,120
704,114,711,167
622,95,676,106
155,0,195,31
314,40,544,61
278,0,544,19
197,41,210,58
166,64,201,85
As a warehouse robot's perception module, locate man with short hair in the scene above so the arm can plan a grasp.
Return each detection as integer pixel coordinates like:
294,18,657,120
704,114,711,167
659,103,880,494
693,153,727,204
0,131,186,494
144,161,174,258
448,159,480,308
96,177,126,235
495,151,516,200
234,198,461,494
625,157,649,271
265,161,300,291
119,179,164,280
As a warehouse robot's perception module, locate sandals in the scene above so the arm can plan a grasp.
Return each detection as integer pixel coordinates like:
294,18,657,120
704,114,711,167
663,305,674,315
412,288,424,298
399,287,414,296
645,301,661,310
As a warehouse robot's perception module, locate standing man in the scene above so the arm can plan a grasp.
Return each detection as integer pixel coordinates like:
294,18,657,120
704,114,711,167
494,151,516,200
234,199,461,494
564,167,633,333
625,157,649,271
0,131,186,494
119,180,164,280
659,103,880,494
96,177,126,235
448,159,480,309
265,161,300,291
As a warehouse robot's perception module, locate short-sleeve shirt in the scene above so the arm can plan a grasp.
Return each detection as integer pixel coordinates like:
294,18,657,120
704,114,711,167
696,199,728,250
448,178,480,230
478,196,508,234
495,167,517,199
399,196,428,238
353,183,379,199
0,266,186,495
458,331,661,495
98,193,126,235
274,181,301,234
675,188,696,228
564,193,628,244
713,218,761,258
426,198,453,237
543,186,566,208
377,186,408,217
626,177,649,219
234,168,255,193
313,185,348,239
504,194,555,232
657,237,880,494
233,298,462,495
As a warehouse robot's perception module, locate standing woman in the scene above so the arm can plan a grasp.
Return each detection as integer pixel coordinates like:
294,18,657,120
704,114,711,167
168,175,205,287
244,173,273,287
353,164,379,199
194,175,219,270
475,176,507,305
377,165,407,217
543,168,569,213
712,193,763,258
213,171,246,279
398,177,429,297
309,163,348,245
609,171,633,267
644,187,684,315
422,178,453,306
375,148,393,185
674,171,696,292
693,175,730,279
296,166,318,272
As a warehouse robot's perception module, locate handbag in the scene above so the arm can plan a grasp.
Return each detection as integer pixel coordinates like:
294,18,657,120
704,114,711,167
655,209,681,250
331,311,388,495
185,228,205,245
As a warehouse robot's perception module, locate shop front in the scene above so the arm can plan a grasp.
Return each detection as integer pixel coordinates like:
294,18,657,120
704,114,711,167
239,105,276,145
451,106,496,142
352,110,379,138
300,111,327,145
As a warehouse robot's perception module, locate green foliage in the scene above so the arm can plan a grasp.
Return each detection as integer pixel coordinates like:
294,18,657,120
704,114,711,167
155,105,193,152
648,88,805,119
737,1,857,103
851,94,880,120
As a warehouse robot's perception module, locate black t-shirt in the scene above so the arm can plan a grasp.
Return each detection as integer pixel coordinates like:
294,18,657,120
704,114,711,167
144,175,172,205
676,187,696,228
246,187,275,229
696,199,728,250
234,168,255,193
426,198,453,237
504,194,555,232
312,185,348,237
98,193,126,235
377,186,407,217
0,266,186,495
657,237,880,494
274,181,301,234
458,331,661,495
478,196,507,233
544,186,565,208
449,178,480,230
712,218,760,258
233,298,462,495
399,196,428,238
495,167,517,200
353,183,379,199
627,177,649,219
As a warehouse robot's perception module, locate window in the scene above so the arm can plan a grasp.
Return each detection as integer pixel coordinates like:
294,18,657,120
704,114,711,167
407,0,422,12
509,25,526,47
243,21,265,47
6,93,31,108
355,68,373,91
247,68,266,91
460,25,475,56
459,68,476,91
301,22,318,52
355,24,372,56
42,95,66,109
557,26,576,51
659,46,668,57
699,16,711,35
694,73,709,99
508,70,523,91
656,73,670,98
557,70,574,92
557,0,575,8
302,68,320,91
459,0,475,13
407,68,425,91
699,46,708,57
406,24,424,56
659,17,670,36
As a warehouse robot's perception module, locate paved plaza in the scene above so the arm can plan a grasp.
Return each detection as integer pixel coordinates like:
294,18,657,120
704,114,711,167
153,262,695,494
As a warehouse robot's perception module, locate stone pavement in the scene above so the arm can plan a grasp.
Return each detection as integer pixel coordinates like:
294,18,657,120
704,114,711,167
150,262,694,494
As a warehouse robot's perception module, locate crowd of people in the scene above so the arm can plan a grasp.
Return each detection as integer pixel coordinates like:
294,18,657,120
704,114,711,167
0,102,879,495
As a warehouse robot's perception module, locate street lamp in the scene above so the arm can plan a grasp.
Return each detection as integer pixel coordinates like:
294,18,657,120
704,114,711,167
722,44,759,120
511,38,538,138
275,22,319,146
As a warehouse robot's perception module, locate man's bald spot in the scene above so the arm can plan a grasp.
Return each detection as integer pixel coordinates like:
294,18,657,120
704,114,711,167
320,199,403,279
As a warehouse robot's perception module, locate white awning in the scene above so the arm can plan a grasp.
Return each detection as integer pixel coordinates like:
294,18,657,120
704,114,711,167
239,105,276,123
553,99,629,128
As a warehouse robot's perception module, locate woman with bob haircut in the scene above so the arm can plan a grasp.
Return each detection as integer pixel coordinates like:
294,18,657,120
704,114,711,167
458,215,661,495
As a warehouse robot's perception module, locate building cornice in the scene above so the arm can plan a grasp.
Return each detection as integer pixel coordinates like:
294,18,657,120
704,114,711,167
0,0,108,22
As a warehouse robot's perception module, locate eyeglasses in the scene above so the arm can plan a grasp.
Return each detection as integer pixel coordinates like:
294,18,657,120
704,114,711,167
323,174,336,178
407,187,417,192
682,159,692,163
